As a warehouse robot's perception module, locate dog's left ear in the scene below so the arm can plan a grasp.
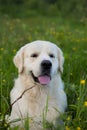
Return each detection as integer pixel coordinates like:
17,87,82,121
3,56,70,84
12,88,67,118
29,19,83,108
57,47,64,73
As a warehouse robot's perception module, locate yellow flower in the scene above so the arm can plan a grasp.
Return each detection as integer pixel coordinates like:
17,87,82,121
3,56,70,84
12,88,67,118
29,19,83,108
0,48,4,51
84,101,87,107
66,126,70,130
3,79,6,82
77,97,80,100
80,80,86,85
13,49,16,53
79,118,81,121
4,123,8,127
77,127,81,130
72,47,77,51
66,116,71,121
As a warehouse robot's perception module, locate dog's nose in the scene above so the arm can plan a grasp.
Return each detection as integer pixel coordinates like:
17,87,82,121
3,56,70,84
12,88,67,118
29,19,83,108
41,60,52,69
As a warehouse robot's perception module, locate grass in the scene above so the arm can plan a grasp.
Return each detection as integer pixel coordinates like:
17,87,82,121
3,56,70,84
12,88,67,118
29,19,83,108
0,14,87,130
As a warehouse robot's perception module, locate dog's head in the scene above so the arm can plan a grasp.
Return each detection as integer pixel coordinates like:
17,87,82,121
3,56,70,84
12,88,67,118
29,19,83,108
13,40,64,85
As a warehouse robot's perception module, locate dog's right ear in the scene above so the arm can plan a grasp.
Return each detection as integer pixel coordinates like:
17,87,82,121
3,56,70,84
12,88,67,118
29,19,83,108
13,47,24,73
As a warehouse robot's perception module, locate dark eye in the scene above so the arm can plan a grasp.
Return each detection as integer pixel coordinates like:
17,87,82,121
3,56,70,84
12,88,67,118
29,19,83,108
49,54,55,58
31,53,38,58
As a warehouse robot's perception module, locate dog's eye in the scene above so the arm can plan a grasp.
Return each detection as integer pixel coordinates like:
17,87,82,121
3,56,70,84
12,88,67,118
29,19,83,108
49,54,55,58
31,53,38,58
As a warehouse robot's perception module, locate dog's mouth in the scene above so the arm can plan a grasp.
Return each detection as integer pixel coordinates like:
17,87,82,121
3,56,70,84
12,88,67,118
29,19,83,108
31,72,51,85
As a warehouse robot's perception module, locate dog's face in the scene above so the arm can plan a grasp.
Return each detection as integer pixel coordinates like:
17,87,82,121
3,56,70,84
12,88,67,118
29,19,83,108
14,40,64,85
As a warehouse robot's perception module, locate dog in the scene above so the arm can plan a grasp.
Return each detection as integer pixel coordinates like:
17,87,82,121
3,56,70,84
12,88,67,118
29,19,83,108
9,40,67,130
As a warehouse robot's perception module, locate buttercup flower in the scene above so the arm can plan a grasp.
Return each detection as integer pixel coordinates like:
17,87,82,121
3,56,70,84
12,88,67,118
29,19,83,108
66,126,70,130
84,101,87,107
3,79,6,82
0,48,4,51
13,49,16,53
77,127,81,130
72,47,77,51
4,123,8,127
66,116,71,121
80,80,86,85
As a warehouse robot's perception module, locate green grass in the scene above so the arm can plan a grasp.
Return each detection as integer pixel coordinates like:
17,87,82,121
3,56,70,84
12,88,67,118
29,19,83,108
0,14,87,130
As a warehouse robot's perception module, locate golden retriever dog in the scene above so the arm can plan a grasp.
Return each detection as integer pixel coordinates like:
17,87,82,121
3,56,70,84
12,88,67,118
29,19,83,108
9,40,67,130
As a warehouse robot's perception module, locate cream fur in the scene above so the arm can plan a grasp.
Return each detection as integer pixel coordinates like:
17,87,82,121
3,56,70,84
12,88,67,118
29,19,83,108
9,40,67,130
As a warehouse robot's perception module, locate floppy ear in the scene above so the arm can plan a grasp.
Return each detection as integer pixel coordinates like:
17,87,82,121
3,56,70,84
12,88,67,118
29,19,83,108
57,47,64,73
13,47,24,73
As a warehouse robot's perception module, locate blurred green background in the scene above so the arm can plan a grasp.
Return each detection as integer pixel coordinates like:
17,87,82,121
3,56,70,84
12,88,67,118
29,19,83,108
0,0,87,18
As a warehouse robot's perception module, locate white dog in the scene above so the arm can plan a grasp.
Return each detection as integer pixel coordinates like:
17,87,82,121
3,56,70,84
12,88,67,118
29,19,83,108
9,40,67,130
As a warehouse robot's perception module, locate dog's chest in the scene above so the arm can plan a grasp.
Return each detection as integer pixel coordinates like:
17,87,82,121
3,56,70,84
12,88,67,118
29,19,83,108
24,87,57,117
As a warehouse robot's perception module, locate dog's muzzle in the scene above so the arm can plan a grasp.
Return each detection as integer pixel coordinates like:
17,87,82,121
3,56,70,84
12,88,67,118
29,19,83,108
31,60,52,85
41,60,52,75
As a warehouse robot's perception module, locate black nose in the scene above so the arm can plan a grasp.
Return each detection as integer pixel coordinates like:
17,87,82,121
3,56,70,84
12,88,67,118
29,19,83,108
41,60,52,69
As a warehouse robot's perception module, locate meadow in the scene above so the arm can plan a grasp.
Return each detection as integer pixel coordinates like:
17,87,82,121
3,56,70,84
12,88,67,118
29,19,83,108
0,14,87,130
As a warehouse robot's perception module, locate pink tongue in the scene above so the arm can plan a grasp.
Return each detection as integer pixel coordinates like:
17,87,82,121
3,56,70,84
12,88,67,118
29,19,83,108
38,76,50,85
